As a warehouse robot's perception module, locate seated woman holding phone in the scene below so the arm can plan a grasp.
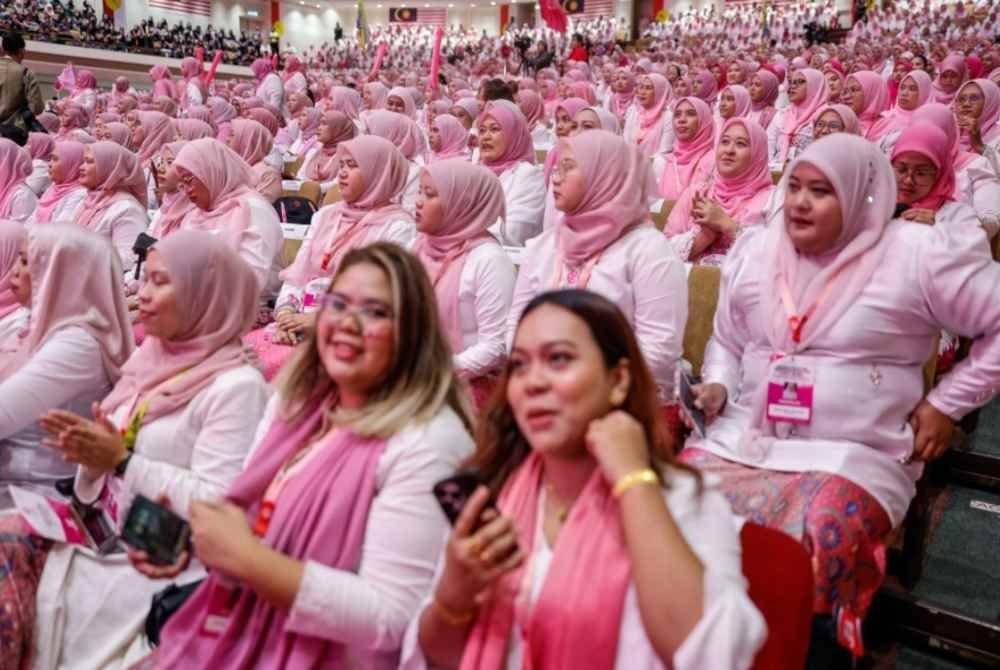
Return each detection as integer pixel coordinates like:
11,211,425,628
138,243,474,669
404,290,765,669
0,231,269,669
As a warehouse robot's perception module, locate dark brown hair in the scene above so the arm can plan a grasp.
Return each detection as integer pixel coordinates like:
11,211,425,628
466,289,698,494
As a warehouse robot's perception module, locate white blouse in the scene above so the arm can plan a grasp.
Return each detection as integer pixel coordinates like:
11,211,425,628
689,222,1000,527
531,125,555,153
399,470,767,670
493,161,546,247
623,106,675,158
257,73,285,114
507,224,688,401
0,306,28,349
255,395,475,670
67,195,149,273
26,159,51,196
3,184,37,223
27,186,87,226
33,365,270,670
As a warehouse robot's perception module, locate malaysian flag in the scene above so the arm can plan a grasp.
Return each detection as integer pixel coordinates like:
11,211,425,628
389,7,448,26
562,0,616,20
147,0,212,18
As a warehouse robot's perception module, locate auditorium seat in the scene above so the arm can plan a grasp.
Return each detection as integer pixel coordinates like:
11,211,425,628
322,184,342,207
651,199,675,231
682,265,720,378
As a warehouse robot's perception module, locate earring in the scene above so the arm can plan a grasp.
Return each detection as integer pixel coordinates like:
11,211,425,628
610,389,626,407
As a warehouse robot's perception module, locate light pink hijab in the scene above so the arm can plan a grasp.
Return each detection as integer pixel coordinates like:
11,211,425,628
26,133,55,161
364,81,390,110
913,103,979,172
174,118,215,141
932,54,967,104
34,141,86,224
228,119,274,167
557,130,651,266
387,86,418,119
779,68,829,163
635,73,672,157
280,136,411,286
152,141,196,238
132,110,178,165
868,70,932,139
0,140,31,218
692,70,720,105
306,111,356,181
891,122,956,212
960,79,1000,150
172,139,261,246
430,114,469,162
364,109,424,161
477,100,535,177
328,86,363,121
516,89,546,131
847,71,890,138
149,65,178,101
100,231,258,424
103,122,132,147
246,108,279,136
412,160,504,353
660,97,715,199
816,104,861,136
0,220,25,320
721,85,752,119
0,224,133,380
294,107,323,156
75,141,148,231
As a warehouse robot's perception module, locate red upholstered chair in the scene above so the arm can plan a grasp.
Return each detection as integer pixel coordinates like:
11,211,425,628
741,522,814,670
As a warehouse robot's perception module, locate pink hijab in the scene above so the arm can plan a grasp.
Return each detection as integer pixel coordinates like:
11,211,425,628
172,139,260,246
246,108,280,136
100,231,258,424
412,160,504,353
228,119,274,167
567,81,598,105
868,70,932,139
932,54,967,104
280,136,410,286
26,133,55,161
0,224,133,380
364,109,424,161
816,104,861,135
516,89,545,130
913,103,979,172
174,118,214,141
152,141,196,238
103,122,132,147
329,86,363,121
779,68,829,163
847,71,890,137
149,65,178,101
660,97,715,198
891,122,956,213
635,74,672,157
132,110,178,165
557,130,651,266
452,97,480,124
960,79,1000,150
306,112,356,181
721,85,752,119
75,141,148,232
692,70,720,105
611,69,636,123
186,105,216,132
387,87,418,119
250,58,273,81
33,141,86,224
294,107,323,156
707,119,773,214
477,100,535,177
429,114,469,162
0,220,24,320
0,140,32,218
364,81,390,110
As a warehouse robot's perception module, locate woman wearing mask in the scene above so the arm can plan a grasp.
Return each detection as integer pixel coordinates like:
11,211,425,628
407,289,764,669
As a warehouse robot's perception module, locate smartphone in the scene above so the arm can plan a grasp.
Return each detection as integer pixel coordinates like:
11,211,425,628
71,500,120,555
432,469,495,526
679,372,707,439
121,495,192,566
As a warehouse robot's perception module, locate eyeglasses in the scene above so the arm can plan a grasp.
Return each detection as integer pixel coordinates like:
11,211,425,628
789,78,808,87
955,92,985,106
318,294,393,328
892,163,938,184
813,121,845,133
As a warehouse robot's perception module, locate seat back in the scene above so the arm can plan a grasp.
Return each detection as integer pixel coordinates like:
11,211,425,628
741,522,814,670
283,156,304,179
322,184,343,207
651,199,675,231
298,181,322,207
682,265,721,377
535,149,547,164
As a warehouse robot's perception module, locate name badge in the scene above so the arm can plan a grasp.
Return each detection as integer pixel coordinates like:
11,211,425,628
200,580,240,638
766,357,815,425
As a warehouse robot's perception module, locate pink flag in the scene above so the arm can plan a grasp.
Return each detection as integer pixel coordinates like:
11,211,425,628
203,51,224,86
368,42,388,81
55,62,77,93
428,27,444,92
539,0,569,33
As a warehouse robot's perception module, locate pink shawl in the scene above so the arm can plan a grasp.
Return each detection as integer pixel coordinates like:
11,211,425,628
229,119,274,167
306,112,356,181
33,141,86,224
891,122,956,212
412,160,504,353
280,136,411,287
0,140,31,218
250,58,273,81
133,111,177,165
103,122,132,147
913,103,980,172
100,231,258,424
364,81,390,110
847,71,890,138
516,90,545,131
721,85,752,120
779,68,829,163
868,71,932,139
692,70,720,105
458,452,631,670
246,108,280,136
173,119,215,141
152,141,196,238
932,54,967,104
659,97,715,200
387,86,418,119
75,141,148,232
635,74,672,158
611,69,636,123
294,107,323,157
149,65,178,101
430,114,470,162
960,79,1000,151
816,104,861,136
0,220,24,320
364,109,424,161
543,98,589,184
329,86,363,121
26,133,55,161
478,100,535,177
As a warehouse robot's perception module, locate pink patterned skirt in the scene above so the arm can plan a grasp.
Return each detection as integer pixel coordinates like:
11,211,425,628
680,447,892,620
0,516,52,670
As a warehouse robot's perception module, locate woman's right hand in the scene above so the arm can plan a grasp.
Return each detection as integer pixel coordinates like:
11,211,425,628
127,546,191,580
691,382,728,422
434,486,523,614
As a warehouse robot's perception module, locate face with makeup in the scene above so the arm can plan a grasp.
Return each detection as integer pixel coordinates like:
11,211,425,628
784,162,844,254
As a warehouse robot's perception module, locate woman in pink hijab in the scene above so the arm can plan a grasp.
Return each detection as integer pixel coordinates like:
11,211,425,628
172,139,283,298
770,68,829,170
207,97,238,143
609,68,637,125
449,97,480,132
412,159,513,407
509,129,687,429
567,81,598,106
297,111,356,187
127,110,177,167
869,70,933,146
281,55,308,97
96,121,132,147
174,118,215,141
659,97,715,201
24,133,55,196
429,114,470,163
57,104,91,142
717,85,751,132
186,104,217,133
955,79,1000,155
0,224,133,485
0,140,36,223
154,96,179,118
36,112,60,135
747,68,780,132
227,119,282,204
666,119,775,265
362,81,390,113
288,107,323,159
476,100,544,247
31,141,87,225
68,69,97,118
245,135,414,379
679,134,1000,655
327,86,363,128
149,65,179,101
842,71,889,139
251,58,283,112
811,104,861,141
149,140,196,238
691,70,720,106
0,221,26,345
74,141,149,270
932,54,968,105
179,56,207,110
246,107,280,136
516,89,552,151
624,73,673,159
386,86,418,119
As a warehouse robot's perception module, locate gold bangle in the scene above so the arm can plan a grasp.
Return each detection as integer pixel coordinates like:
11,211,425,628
612,468,659,498
432,595,477,627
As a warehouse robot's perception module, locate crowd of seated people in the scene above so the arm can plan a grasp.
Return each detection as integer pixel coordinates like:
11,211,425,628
0,0,263,65
0,1,997,666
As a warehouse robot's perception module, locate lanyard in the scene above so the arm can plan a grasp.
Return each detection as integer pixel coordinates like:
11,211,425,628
776,272,841,345
549,250,603,290
119,370,189,452
252,431,332,537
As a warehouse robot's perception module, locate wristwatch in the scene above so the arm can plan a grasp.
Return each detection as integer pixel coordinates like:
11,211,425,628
113,451,133,479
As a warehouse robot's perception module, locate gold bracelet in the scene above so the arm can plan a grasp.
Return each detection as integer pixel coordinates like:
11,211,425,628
612,468,659,498
432,595,477,627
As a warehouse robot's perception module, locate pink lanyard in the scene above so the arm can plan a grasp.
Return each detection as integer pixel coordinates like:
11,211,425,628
777,271,841,344
549,251,603,290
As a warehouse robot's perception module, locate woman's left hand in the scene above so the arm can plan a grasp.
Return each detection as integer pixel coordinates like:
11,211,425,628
190,500,259,579
691,193,736,236
586,410,651,485
901,208,936,225
909,400,955,462
42,403,127,473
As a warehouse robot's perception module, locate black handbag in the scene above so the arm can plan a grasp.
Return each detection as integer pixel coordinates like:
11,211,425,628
144,579,203,647
274,195,317,226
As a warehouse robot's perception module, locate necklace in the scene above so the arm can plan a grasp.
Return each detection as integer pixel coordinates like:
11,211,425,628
545,482,571,524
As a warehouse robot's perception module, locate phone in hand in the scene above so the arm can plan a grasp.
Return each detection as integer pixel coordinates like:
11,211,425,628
432,469,496,527
679,372,707,439
121,495,192,566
